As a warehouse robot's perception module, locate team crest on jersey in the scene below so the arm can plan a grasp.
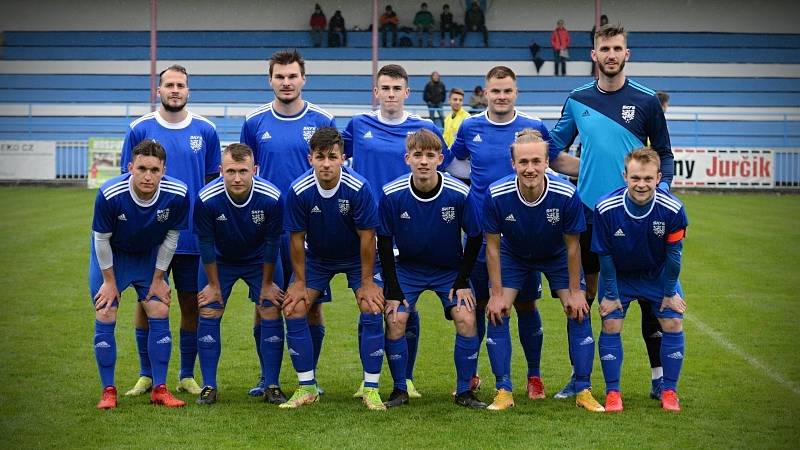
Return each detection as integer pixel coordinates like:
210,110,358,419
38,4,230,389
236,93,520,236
156,208,170,222
189,135,204,153
441,206,455,223
652,221,665,238
338,199,350,215
303,126,317,142
546,208,560,224
251,210,265,225
621,105,636,123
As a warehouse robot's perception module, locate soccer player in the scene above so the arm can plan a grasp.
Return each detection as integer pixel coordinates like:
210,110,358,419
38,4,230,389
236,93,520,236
120,64,221,397
593,148,687,412
482,130,603,411
378,129,486,409
549,24,675,400
283,127,386,410
443,87,471,185
450,65,578,399
91,141,189,409
193,143,307,406
343,63,447,398
240,49,336,401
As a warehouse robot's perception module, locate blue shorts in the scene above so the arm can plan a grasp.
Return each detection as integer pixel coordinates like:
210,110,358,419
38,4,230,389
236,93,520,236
302,256,383,296
500,250,586,298
168,254,199,292
197,260,285,309
88,238,167,306
471,242,541,302
395,263,460,320
281,233,332,302
599,275,685,320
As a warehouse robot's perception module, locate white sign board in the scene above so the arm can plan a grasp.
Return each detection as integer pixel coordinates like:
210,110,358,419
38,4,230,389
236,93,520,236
672,148,774,189
0,141,56,180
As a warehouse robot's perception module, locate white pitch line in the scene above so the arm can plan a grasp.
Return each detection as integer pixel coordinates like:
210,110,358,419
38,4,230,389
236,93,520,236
687,315,800,396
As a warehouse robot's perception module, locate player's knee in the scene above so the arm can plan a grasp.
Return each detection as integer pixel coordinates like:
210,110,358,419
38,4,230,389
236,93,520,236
199,307,223,320
602,319,622,334
143,300,170,319
257,304,280,320
385,313,408,339
659,318,682,333
452,310,477,336
95,307,118,323
284,301,308,319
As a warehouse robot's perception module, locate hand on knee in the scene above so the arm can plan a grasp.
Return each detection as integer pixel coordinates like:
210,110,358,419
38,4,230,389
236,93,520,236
142,300,170,319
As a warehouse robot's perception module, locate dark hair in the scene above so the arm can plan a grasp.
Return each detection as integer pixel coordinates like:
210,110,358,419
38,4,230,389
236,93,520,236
594,24,626,45
223,143,254,162
486,65,516,82
132,140,167,162
377,64,409,83
406,129,442,153
421,2,428,7
309,127,344,153
656,91,670,106
449,87,465,97
625,147,661,170
510,128,548,160
269,49,306,77
474,85,483,94
159,64,188,86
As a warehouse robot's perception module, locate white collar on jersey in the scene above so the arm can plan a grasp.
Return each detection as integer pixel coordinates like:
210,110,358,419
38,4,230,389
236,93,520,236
622,188,657,219
224,183,254,208
128,175,161,207
377,110,409,125
315,171,342,198
515,174,548,207
155,109,193,129
270,101,309,121
484,109,518,126
408,172,445,203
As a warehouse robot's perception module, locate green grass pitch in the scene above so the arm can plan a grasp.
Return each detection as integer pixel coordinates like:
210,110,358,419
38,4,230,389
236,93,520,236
0,187,798,449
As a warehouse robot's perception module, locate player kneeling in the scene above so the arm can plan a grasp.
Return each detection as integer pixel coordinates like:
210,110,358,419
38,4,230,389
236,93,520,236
90,141,189,409
484,129,603,412
594,148,688,412
378,129,486,409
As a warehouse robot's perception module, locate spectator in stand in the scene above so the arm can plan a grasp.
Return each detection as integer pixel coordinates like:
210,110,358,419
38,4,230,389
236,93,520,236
380,5,399,48
551,19,570,76
462,0,488,47
309,4,326,48
657,91,670,112
440,4,460,47
468,85,487,113
328,10,347,47
590,14,609,76
414,3,435,47
424,71,446,127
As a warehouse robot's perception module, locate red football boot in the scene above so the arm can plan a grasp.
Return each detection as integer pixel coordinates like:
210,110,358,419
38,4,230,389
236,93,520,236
96,386,117,410
527,376,546,400
150,384,186,408
470,375,482,392
605,390,623,413
661,389,681,412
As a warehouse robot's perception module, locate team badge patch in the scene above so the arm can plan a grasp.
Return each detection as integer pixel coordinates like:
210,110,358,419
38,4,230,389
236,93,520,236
251,209,265,225
156,208,170,222
189,135,203,153
338,199,350,215
652,221,665,238
546,208,560,224
441,206,455,223
303,126,317,142
621,105,636,123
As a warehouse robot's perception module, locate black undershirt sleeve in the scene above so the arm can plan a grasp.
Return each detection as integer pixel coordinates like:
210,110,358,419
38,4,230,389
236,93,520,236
377,235,403,300
452,234,482,291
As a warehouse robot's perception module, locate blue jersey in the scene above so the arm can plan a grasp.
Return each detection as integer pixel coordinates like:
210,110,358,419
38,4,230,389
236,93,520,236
121,111,221,254
484,173,585,261
194,176,283,266
240,101,336,194
592,187,688,278
92,173,189,253
285,166,379,261
450,110,555,210
378,173,481,270
343,111,448,202
549,79,673,211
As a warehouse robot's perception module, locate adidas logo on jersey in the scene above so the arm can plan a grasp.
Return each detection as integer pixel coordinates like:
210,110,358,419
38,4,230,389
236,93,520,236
261,131,272,141
156,336,172,345
265,335,283,343
388,354,402,361
505,214,516,222
311,206,322,213
199,335,216,344
614,228,626,237
667,351,684,360
288,348,300,356
600,353,617,361
467,352,478,360
582,110,590,117
400,211,411,219
369,349,384,357
363,131,373,139
472,134,482,142
117,214,127,221
216,214,227,221
579,336,595,346
95,341,111,348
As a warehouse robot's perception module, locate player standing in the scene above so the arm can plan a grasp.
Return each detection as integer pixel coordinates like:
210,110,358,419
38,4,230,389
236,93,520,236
92,141,188,409
283,127,387,410
121,65,221,397
548,24,675,400
240,49,336,401
593,148,687,412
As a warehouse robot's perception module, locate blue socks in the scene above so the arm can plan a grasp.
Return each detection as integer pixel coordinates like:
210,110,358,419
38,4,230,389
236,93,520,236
454,334,479,395
359,313,384,388
661,330,685,392
147,318,172,387
405,310,420,381
486,319,512,391
517,308,543,377
197,317,222,388
134,327,152,378
599,331,623,393
260,318,284,387
286,318,316,386
179,328,197,379
94,321,117,388
309,324,325,372
568,316,594,392
386,337,408,391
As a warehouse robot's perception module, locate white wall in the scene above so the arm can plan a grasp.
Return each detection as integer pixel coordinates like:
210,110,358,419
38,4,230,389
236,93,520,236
1,0,798,33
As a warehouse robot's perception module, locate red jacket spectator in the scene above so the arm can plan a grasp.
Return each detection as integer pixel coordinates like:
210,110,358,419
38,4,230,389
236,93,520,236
551,22,570,51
